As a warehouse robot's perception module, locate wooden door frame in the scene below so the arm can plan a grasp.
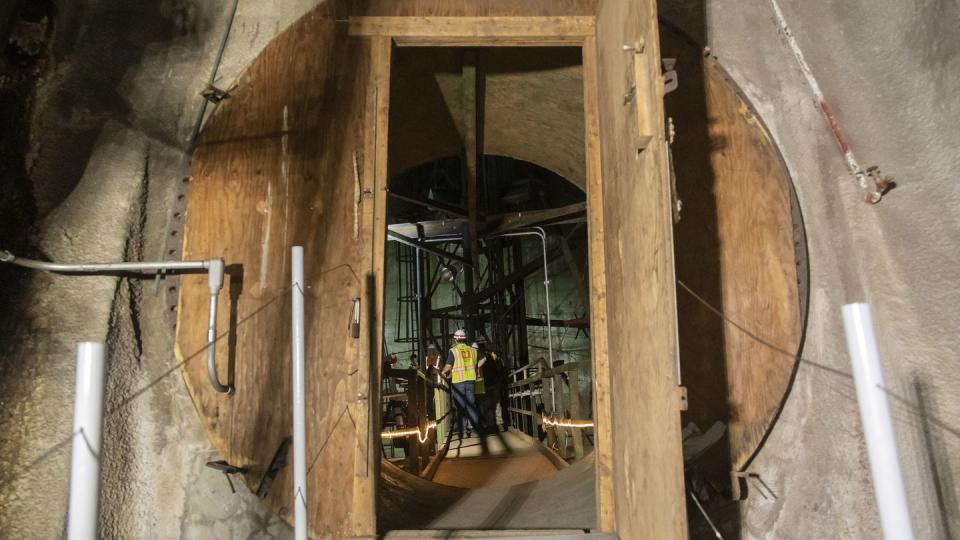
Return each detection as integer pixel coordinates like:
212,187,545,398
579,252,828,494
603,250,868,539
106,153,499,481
353,16,616,533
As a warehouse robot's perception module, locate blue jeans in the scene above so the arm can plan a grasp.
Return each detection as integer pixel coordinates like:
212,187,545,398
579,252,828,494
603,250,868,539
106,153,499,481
451,381,479,435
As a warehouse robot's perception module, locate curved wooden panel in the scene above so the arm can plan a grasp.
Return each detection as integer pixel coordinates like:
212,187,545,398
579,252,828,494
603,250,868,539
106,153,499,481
662,23,804,471
176,1,799,535
177,5,379,537
177,4,605,537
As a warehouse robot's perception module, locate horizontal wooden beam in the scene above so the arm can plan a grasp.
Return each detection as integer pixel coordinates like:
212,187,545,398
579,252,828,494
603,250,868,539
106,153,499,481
387,230,472,266
393,37,586,48
387,190,468,218
486,202,587,235
348,16,596,40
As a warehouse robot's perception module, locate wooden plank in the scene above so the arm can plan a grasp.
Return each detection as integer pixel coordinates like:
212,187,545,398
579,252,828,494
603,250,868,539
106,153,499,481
463,51,481,273
353,34,393,537
486,202,587,234
581,34,616,533
394,37,586,47
661,24,803,471
387,230,472,265
349,16,595,38
460,51,480,336
387,190,467,218
177,7,379,538
594,0,688,537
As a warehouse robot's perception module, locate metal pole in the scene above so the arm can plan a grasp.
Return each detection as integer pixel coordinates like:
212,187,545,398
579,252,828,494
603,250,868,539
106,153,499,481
291,246,307,540
490,229,555,411
1,250,231,394
68,342,106,540
0,250,208,272
842,303,914,540
414,227,428,367
206,259,230,394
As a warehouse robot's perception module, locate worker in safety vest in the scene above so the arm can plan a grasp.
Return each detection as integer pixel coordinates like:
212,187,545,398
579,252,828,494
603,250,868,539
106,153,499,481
477,341,510,432
442,329,483,438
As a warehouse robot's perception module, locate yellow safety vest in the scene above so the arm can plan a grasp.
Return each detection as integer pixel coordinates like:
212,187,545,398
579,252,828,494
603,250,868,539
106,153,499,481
449,344,477,383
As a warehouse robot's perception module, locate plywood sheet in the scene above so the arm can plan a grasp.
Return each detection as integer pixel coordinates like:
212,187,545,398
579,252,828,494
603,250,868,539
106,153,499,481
177,4,380,537
177,5,599,537
662,24,803,471
178,2,693,538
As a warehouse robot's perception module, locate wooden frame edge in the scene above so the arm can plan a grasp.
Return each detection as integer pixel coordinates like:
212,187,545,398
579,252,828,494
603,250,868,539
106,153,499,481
349,16,596,45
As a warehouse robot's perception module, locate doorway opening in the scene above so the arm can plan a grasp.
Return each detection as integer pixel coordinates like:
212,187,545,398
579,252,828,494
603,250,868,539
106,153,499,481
376,46,598,533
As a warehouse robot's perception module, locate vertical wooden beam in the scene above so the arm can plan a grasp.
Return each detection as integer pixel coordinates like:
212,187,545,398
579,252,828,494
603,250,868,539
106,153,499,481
595,0,688,537
582,34,617,533
570,368,585,459
352,35,391,538
461,51,483,336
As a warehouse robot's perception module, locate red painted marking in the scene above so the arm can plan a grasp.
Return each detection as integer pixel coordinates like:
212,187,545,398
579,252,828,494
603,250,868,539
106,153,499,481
819,101,851,154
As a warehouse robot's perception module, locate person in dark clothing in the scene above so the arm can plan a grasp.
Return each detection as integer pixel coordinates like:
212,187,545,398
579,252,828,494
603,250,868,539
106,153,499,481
477,342,511,432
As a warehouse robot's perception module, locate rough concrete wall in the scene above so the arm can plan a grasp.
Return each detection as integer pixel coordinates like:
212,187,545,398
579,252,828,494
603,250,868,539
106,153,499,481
660,0,960,538
0,1,321,537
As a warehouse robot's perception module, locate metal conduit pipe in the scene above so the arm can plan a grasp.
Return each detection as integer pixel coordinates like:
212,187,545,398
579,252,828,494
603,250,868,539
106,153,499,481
488,227,555,411
0,249,232,394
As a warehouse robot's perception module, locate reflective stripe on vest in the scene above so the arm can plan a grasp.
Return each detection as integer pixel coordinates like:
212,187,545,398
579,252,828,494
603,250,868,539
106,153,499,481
450,344,477,383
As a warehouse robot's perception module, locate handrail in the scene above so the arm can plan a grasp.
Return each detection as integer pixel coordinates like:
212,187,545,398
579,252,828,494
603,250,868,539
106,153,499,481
509,361,588,388
506,358,589,459
0,250,232,394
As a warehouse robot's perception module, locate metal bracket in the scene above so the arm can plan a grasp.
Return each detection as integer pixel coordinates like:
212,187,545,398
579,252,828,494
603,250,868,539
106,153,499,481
200,84,232,104
350,297,361,338
663,58,679,95
256,438,291,499
863,165,895,204
205,460,248,494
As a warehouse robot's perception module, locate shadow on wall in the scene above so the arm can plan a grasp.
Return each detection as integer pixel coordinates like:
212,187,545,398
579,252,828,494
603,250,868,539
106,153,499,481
658,1,743,537
31,0,218,215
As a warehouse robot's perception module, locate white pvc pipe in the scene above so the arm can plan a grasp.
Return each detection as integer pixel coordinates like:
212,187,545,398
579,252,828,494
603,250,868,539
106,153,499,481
291,246,307,540
842,303,914,540
67,342,106,540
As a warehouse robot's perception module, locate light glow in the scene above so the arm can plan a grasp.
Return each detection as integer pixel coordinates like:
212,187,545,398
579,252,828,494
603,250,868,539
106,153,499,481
381,421,438,443
542,414,593,429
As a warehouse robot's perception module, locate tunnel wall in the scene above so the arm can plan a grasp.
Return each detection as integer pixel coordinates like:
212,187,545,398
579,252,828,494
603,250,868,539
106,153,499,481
659,0,960,538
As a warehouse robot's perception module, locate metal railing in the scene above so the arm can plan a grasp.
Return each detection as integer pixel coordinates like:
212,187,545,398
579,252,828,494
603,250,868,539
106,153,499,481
507,359,590,459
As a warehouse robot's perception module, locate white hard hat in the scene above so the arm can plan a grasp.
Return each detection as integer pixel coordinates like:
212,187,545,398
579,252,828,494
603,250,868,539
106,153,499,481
453,329,467,340
470,342,479,349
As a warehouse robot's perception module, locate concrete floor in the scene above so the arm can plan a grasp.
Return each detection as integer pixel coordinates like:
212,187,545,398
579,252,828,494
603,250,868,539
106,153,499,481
0,0,957,538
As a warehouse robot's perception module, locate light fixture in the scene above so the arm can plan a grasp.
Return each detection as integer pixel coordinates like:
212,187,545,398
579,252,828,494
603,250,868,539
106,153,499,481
440,264,458,283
